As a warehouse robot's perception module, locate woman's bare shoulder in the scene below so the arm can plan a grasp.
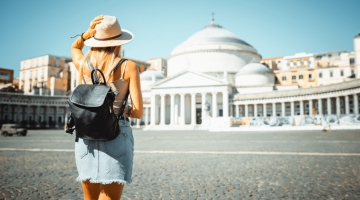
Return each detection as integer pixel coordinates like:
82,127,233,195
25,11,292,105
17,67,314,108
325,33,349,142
125,60,137,71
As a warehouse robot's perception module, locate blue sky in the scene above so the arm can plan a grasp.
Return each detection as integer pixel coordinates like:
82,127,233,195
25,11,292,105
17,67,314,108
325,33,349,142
1,0,359,77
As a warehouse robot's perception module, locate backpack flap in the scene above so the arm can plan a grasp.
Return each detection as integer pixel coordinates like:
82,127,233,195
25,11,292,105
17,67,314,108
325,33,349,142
69,84,112,107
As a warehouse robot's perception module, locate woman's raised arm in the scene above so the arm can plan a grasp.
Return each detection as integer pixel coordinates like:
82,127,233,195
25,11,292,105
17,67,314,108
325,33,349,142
71,16,103,70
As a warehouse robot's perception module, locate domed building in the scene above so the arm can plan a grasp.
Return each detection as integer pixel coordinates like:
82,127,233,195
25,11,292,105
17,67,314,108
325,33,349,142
235,62,275,94
167,20,261,83
140,19,267,129
137,20,360,130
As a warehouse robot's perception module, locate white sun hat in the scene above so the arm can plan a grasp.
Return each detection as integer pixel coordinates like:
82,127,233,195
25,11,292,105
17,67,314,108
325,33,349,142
84,15,134,47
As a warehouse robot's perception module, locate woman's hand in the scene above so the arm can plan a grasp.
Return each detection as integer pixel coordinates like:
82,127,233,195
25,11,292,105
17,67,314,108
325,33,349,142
83,15,104,40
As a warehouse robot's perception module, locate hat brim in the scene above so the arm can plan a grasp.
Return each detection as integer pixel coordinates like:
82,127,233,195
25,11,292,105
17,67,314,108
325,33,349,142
84,29,134,47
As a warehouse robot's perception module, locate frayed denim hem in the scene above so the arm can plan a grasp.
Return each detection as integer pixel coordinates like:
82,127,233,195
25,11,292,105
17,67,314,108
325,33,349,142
76,176,130,185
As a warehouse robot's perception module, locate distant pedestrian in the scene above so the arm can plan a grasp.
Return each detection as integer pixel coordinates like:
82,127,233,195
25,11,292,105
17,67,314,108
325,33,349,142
70,15,143,200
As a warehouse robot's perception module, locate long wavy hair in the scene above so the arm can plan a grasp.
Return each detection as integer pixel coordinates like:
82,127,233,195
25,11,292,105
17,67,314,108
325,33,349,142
78,46,121,84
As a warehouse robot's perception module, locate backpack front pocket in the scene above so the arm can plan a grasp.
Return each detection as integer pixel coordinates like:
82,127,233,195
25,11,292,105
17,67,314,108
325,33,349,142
104,131,126,158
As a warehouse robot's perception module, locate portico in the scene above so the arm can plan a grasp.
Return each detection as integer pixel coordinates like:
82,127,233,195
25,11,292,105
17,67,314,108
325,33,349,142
145,70,230,128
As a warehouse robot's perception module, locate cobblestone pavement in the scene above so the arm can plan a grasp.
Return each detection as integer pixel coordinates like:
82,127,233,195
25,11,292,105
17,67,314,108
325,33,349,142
0,130,360,199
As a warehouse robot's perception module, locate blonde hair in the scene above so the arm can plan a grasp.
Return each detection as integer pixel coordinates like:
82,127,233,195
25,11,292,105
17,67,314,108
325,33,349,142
78,46,121,84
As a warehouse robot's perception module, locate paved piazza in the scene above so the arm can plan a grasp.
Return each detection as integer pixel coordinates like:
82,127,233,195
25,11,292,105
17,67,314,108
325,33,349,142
1,129,360,199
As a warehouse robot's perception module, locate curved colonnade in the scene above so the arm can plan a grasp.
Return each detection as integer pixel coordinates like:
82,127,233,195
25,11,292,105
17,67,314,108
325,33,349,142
0,92,68,128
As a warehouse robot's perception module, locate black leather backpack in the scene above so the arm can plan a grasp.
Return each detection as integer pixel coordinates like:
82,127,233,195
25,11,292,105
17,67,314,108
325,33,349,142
67,59,128,141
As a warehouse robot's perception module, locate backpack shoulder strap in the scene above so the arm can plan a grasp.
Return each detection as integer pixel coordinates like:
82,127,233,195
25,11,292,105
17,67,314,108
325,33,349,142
112,59,128,76
86,59,100,84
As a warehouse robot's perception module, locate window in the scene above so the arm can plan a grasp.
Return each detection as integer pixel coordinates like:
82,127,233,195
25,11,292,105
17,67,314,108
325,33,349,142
56,58,60,67
282,76,286,81
292,75,296,82
319,72,322,78
351,70,355,75
330,71,333,77
29,71,32,79
35,70,38,79
299,75,303,79
309,74,313,79
41,69,44,78
350,58,355,65
29,83,32,92
340,70,344,76
0,72,10,80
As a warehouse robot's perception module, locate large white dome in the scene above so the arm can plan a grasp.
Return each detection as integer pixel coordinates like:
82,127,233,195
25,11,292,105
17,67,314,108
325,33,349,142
167,20,262,76
235,63,275,87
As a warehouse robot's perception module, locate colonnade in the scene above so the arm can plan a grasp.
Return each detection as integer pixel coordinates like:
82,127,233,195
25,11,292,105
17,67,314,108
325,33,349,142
0,104,67,128
232,93,359,118
142,91,229,126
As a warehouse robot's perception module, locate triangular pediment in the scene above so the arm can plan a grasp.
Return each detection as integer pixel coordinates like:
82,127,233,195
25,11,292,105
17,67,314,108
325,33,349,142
152,70,227,89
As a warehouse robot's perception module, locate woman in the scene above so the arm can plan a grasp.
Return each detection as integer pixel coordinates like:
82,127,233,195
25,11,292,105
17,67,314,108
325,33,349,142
71,15,143,200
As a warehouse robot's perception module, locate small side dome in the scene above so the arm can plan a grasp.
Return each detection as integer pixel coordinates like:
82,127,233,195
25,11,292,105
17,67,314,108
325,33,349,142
140,69,164,81
235,63,275,87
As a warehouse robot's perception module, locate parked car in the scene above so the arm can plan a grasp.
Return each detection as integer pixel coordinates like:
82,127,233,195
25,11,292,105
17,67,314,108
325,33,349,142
0,124,27,136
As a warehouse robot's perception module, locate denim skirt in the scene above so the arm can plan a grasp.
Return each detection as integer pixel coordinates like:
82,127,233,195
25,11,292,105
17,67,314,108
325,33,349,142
74,119,134,184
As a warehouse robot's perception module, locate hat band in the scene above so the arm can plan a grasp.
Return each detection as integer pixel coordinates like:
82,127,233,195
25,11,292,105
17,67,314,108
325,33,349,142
93,33,122,41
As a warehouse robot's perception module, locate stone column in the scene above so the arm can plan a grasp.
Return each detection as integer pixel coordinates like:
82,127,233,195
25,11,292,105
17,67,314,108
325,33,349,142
55,106,59,127
136,118,140,128
160,94,165,125
27,105,31,127
354,94,359,114
327,98,331,115
263,103,267,117
272,103,276,117
318,99,322,115
281,102,285,117
244,104,248,117
180,93,185,125
145,107,149,126
309,100,313,116
7,104,11,123
45,105,50,127
345,95,350,114
170,94,175,125
235,105,239,118
151,95,156,126
336,97,340,116
191,93,196,125
254,104,257,117
222,91,229,117
17,105,21,122
290,101,294,117
212,92,217,117
201,93,206,118
36,105,40,127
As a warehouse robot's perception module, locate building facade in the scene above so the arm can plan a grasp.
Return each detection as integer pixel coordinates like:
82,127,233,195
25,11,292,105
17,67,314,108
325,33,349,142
19,55,72,96
0,68,14,84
